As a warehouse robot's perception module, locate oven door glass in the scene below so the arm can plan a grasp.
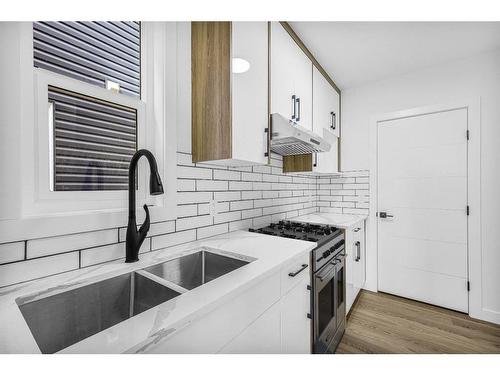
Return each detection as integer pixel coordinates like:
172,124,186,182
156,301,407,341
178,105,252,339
318,275,335,335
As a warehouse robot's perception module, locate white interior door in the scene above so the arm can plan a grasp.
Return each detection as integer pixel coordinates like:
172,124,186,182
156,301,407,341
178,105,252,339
377,108,468,312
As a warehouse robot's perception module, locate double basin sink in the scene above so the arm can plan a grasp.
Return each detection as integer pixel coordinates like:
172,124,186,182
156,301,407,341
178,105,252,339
16,248,251,353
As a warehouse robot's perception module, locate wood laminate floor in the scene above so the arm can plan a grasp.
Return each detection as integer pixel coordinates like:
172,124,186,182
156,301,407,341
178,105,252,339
336,290,500,354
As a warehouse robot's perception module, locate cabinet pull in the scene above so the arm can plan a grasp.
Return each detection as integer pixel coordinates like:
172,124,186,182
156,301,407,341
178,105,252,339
288,264,308,277
296,97,301,122
353,227,360,232
355,241,361,262
331,111,336,131
291,95,296,120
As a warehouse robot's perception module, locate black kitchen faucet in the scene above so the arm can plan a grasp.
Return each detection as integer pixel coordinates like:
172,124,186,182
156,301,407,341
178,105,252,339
125,149,164,263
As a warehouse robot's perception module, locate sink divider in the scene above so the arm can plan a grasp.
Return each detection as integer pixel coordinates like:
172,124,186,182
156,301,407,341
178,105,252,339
134,270,189,295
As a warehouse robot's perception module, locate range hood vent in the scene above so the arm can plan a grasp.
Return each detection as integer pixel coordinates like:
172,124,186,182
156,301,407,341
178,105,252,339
270,113,332,156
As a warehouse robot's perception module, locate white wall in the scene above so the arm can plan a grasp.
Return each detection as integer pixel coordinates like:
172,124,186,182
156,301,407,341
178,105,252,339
341,49,500,322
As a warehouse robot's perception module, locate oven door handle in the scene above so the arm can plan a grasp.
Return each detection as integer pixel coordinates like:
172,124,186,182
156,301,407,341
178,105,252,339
316,263,336,282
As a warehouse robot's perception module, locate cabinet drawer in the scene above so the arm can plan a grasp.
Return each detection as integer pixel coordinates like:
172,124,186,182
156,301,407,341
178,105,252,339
281,253,310,296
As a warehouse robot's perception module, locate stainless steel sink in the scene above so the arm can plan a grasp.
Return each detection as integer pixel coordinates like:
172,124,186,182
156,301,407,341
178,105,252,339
142,250,250,290
17,248,252,353
17,271,180,354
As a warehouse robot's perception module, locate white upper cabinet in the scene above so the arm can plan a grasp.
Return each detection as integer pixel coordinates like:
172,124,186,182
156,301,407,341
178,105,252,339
312,66,340,173
270,22,313,131
191,22,268,166
231,22,269,165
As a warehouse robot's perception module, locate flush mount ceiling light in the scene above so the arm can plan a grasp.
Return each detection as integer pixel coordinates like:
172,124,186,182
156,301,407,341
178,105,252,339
232,58,250,73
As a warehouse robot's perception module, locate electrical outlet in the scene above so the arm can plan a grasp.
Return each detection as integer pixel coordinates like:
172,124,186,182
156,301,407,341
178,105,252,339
209,199,217,217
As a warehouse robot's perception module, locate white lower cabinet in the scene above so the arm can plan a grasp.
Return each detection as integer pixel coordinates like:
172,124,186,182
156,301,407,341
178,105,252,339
143,253,312,353
219,301,282,353
280,271,311,353
346,221,366,313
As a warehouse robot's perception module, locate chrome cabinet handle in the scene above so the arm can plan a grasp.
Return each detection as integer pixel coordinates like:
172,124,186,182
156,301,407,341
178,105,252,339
355,241,361,262
288,264,308,277
291,95,296,120
353,227,361,232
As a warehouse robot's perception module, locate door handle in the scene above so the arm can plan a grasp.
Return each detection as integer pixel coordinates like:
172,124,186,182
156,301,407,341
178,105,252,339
291,95,296,120
296,97,301,122
378,211,394,219
355,241,361,262
288,264,308,277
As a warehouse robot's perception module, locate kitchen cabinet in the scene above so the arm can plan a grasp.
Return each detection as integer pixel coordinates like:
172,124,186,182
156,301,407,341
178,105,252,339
191,22,268,166
346,220,366,313
145,254,312,353
280,271,311,353
270,22,313,131
312,66,340,174
219,302,282,354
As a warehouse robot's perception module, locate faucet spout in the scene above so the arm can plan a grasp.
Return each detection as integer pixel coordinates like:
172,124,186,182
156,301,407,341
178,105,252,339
125,149,164,263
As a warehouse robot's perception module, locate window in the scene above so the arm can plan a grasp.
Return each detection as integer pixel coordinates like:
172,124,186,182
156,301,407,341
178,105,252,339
48,86,137,191
33,21,142,192
33,21,141,97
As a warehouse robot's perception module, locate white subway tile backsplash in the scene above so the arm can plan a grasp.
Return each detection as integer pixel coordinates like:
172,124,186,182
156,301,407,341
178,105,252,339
27,229,117,259
0,252,79,288
196,180,229,191
177,204,199,218
214,191,241,202
229,181,253,191
177,166,212,180
0,242,24,264
3,148,370,286
229,219,253,232
176,215,213,231
197,223,229,239
152,230,197,251
213,169,240,181
230,200,253,211
214,211,241,224
177,179,196,192
80,240,150,268
177,191,213,204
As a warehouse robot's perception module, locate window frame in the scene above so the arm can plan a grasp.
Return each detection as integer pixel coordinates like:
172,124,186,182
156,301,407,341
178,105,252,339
0,22,178,243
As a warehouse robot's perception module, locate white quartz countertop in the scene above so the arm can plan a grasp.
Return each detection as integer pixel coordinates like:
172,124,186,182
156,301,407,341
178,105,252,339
291,213,367,229
0,230,314,354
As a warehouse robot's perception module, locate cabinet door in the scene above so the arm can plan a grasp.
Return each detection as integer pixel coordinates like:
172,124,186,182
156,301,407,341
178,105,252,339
232,22,269,164
291,45,312,131
345,228,356,313
313,66,339,174
219,302,281,354
270,22,296,121
281,276,311,353
353,223,366,290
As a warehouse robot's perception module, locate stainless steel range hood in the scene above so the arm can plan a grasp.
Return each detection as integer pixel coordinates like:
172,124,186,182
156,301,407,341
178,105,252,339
270,113,332,156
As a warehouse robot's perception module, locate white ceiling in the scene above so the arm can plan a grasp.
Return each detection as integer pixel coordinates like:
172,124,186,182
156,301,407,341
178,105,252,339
290,22,500,89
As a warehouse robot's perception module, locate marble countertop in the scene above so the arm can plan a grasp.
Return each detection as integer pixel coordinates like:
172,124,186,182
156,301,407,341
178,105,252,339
0,230,315,354
291,213,367,229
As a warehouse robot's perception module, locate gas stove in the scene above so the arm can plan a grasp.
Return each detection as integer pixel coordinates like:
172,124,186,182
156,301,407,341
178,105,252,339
249,220,341,247
249,219,346,354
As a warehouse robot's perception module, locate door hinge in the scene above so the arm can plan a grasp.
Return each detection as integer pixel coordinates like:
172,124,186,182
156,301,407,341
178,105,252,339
467,206,470,216
467,281,470,291
307,313,312,319
466,130,470,140
307,285,311,291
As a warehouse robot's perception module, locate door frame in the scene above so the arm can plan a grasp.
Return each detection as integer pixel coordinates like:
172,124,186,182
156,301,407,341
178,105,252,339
368,99,484,321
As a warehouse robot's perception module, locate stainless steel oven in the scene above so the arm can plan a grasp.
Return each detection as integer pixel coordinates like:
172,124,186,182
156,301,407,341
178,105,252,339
313,243,345,353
